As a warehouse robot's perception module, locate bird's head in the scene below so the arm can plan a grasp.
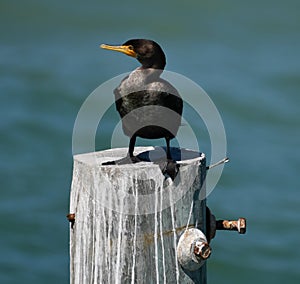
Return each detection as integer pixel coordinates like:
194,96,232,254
101,39,166,70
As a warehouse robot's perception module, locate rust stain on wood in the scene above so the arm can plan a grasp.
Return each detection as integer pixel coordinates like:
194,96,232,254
143,224,195,246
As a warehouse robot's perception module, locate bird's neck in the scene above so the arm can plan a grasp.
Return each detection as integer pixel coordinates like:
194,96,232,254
140,60,166,70
137,67,163,82
119,68,162,96
138,54,166,70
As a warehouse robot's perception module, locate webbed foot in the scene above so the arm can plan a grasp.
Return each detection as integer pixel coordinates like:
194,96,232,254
156,159,180,180
102,155,142,166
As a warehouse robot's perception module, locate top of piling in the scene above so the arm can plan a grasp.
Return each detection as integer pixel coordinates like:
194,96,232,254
74,146,205,168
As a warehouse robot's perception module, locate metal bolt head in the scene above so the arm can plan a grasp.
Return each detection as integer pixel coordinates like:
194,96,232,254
67,213,75,229
193,241,211,260
237,218,246,234
216,217,247,234
177,228,210,271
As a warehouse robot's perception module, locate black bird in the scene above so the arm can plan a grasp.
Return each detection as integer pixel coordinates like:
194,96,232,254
101,39,183,179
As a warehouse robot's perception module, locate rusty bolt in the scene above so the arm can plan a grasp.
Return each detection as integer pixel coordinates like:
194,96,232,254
67,213,75,229
193,240,211,260
216,218,246,234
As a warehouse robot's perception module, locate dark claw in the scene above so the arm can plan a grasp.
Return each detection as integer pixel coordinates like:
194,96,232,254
102,160,117,165
156,159,179,180
102,154,179,180
102,155,142,166
165,159,180,180
129,155,142,163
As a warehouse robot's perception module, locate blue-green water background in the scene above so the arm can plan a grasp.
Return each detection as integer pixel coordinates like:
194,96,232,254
1,0,300,283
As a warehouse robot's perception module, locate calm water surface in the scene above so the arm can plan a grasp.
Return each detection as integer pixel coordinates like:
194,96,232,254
1,0,300,283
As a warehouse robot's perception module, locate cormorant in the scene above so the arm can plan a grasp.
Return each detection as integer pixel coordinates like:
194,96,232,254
101,39,183,179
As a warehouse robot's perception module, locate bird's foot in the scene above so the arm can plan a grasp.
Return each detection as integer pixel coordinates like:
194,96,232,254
102,160,117,165
165,159,180,180
155,159,180,180
102,155,179,180
102,155,142,166
129,155,142,163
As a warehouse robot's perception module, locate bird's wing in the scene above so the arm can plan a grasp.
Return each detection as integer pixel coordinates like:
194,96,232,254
113,75,129,113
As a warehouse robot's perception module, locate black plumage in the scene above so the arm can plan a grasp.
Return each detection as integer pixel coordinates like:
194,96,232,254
101,39,183,178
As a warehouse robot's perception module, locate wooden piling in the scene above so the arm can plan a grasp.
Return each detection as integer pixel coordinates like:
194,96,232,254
69,147,207,284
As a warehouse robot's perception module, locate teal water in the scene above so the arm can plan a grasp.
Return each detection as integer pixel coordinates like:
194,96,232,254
1,0,300,283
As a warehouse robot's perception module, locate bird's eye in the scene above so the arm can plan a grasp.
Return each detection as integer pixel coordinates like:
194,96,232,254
128,45,134,50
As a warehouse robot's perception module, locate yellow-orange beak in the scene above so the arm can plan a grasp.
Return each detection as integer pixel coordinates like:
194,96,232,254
100,44,137,58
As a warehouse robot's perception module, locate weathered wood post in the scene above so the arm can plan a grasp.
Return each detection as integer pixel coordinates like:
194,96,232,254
68,146,209,283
